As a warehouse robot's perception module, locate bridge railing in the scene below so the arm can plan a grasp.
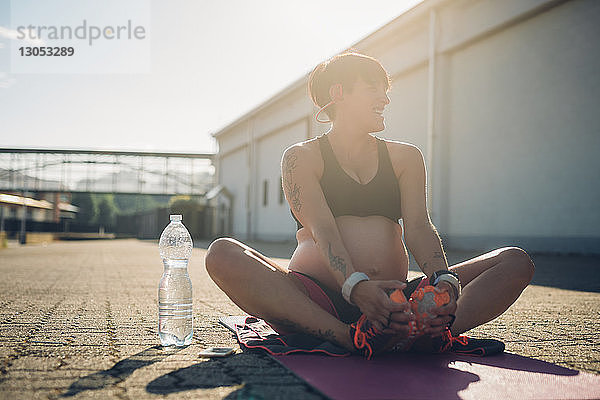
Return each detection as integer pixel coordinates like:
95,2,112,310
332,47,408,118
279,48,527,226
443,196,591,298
0,148,215,196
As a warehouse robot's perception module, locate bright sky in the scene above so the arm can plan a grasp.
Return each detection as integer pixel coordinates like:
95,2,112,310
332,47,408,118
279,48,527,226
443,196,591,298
0,0,422,154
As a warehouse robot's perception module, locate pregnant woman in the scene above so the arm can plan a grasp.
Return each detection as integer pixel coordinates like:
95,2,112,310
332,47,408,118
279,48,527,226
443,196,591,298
206,51,534,359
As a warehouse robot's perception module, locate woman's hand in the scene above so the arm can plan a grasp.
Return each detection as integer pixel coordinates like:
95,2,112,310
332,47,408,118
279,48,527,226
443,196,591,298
350,280,410,332
425,281,458,337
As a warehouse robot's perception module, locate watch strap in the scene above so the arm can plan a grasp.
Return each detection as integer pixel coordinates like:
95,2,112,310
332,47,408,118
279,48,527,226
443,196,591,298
432,270,461,298
342,272,370,304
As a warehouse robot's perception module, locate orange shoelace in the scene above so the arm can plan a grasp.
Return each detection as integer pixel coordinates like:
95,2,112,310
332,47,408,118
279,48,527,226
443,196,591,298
352,315,379,360
440,329,469,352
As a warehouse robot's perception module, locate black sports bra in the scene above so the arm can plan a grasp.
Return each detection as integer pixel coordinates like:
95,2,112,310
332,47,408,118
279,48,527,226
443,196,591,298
291,134,402,230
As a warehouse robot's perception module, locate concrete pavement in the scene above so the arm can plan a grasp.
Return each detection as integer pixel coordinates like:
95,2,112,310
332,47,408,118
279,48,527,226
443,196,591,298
0,239,598,399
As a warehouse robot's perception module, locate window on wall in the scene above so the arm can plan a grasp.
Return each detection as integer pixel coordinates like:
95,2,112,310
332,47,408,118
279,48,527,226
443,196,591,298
279,175,284,205
263,180,268,207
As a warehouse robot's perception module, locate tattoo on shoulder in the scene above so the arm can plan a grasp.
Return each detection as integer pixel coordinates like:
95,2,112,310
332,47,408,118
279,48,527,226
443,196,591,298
423,252,446,272
282,149,302,213
328,243,347,277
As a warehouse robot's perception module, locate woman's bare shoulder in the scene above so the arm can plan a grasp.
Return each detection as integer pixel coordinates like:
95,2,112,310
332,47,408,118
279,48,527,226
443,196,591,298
378,137,424,176
379,137,421,156
281,136,324,171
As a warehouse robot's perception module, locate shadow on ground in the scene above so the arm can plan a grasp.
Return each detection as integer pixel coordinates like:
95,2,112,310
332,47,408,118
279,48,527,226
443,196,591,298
528,253,600,293
144,351,581,399
414,250,600,293
145,356,242,395
146,352,323,399
61,346,183,397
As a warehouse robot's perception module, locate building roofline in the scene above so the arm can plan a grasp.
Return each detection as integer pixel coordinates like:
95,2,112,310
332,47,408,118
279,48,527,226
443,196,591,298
211,0,442,139
0,147,215,159
210,73,309,139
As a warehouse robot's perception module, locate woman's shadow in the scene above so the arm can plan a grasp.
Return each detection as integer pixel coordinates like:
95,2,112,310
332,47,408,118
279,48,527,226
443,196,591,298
145,353,246,396
62,344,582,399
61,345,183,397
144,350,582,399
144,352,479,400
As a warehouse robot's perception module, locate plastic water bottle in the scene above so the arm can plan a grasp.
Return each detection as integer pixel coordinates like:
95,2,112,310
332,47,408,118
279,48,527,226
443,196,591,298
158,214,193,346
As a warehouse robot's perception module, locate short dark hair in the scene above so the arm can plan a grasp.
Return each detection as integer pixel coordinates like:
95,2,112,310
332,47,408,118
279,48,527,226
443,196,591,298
307,50,391,119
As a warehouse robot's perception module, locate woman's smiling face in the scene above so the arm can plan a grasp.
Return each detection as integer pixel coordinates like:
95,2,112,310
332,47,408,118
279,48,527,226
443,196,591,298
338,76,391,132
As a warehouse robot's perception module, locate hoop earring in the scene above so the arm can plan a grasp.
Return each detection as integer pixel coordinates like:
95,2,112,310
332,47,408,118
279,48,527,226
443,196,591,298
315,100,334,123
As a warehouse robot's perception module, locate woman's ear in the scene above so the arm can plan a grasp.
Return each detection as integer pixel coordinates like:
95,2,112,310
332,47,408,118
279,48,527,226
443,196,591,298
329,83,343,101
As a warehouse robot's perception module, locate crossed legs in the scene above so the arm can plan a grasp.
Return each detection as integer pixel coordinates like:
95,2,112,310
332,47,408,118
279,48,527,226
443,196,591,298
205,238,356,350
448,247,535,336
205,238,535,351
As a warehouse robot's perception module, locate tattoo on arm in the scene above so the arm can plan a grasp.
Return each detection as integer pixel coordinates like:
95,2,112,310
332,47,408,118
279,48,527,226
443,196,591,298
282,150,302,212
328,243,347,278
423,252,446,272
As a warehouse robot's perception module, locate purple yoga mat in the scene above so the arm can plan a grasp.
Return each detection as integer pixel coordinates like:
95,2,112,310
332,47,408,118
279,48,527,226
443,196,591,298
272,352,600,400
221,316,600,399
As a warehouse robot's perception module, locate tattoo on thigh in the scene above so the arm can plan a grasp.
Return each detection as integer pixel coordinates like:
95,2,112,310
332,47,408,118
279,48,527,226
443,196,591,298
317,328,337,343
328,243,347,278
269,318,339,344
269,318,302,332
282,149,302,213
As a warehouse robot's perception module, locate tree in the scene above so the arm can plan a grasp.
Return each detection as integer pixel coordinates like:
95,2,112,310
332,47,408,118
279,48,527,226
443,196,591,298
96,195,117,230
113,194,160,214
71,192,96,224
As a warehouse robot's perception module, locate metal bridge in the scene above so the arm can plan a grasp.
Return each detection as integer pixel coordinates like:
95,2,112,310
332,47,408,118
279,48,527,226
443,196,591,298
0,148,215,196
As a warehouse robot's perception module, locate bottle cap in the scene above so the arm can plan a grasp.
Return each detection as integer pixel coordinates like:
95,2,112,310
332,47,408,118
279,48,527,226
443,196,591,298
170,214,182,222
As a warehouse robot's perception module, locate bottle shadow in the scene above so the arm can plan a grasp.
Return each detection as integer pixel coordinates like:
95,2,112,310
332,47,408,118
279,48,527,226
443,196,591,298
61,345,183,398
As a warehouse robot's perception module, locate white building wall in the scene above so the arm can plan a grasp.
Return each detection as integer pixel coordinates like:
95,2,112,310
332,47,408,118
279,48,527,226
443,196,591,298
384,67,429,152
219,147,249,236
442,0,600,252
213,0,600,253
255,119,308,240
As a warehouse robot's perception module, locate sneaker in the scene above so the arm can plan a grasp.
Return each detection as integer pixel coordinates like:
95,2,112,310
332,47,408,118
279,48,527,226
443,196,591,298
433,328,505,356
349,315,393,360
350,289,413,360
389,289,419,337
408,285,451,335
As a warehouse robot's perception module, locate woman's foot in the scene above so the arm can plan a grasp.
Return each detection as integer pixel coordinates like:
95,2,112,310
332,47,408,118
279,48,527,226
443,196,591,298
349,315,400,359
412,328,505,356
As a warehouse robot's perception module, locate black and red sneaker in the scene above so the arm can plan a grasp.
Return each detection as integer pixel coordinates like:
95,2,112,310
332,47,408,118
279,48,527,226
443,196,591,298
349,315,395,360
433,328,505,356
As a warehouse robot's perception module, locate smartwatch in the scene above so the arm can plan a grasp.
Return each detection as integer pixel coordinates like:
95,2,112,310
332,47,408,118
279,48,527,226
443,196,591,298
431,270,461,299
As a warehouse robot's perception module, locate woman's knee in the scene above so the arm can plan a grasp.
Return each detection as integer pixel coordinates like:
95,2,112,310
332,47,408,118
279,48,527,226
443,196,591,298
499,247,535,285
205,237,242,279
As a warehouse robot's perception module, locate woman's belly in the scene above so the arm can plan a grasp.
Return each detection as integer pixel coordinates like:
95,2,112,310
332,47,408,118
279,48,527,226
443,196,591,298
288,215,409,291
